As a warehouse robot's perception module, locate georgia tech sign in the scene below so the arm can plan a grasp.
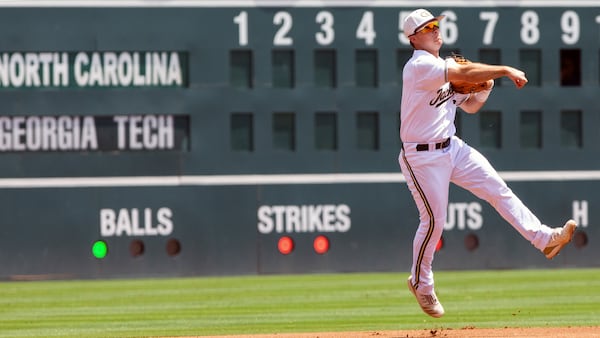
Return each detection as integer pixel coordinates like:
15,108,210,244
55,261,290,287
0,114,188,152
0,51,186,88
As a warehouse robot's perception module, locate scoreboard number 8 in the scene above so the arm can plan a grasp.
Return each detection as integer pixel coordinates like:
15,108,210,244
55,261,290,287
521,10,540,45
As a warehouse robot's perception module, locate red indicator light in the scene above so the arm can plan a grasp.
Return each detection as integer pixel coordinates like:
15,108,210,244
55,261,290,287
313,235,330,254
278,236,294,255
435,237,444,252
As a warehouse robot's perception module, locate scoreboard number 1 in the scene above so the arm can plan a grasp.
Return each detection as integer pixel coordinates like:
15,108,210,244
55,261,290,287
233,11,248,46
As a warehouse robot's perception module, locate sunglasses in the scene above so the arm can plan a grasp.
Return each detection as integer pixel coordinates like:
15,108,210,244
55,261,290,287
412,21,439,36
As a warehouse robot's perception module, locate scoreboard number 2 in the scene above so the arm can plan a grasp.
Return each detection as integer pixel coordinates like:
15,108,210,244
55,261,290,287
273,11,293,46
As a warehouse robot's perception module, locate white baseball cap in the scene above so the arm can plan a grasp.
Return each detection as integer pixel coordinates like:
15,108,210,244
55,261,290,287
403,9,445,38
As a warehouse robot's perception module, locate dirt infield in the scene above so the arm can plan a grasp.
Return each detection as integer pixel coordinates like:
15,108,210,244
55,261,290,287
199,326,600,337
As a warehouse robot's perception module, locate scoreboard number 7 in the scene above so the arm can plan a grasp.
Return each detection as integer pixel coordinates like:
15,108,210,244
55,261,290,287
480,11,499,45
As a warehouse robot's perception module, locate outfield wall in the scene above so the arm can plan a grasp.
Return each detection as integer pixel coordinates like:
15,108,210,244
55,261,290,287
1,176,594,279
0,2,597,279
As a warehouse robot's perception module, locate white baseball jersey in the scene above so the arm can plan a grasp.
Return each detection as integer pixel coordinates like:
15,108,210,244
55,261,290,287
400,50,467,143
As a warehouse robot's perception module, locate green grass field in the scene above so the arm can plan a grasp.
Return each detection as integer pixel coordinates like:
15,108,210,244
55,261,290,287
1,268,599,337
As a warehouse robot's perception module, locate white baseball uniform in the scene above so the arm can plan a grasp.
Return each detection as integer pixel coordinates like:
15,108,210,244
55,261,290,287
399,50,555,294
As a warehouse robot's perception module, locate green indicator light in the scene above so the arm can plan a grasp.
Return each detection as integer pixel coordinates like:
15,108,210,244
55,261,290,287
92,240,108,259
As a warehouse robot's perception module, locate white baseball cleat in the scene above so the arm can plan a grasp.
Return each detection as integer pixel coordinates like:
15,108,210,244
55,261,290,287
543,219,577,260
407,276,445,318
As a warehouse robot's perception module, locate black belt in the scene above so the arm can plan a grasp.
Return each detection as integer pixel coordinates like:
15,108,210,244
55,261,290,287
415,138,451,151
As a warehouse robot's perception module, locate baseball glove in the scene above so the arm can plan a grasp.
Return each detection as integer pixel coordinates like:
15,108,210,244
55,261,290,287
449,54,493,94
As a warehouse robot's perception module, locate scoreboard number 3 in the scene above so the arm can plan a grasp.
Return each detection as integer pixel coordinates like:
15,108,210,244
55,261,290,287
316,11,335,45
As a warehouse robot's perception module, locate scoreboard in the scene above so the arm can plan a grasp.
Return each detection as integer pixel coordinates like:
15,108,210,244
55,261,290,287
0,1,597,279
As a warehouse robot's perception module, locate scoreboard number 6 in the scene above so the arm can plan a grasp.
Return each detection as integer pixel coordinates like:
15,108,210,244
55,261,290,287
439,10,458,45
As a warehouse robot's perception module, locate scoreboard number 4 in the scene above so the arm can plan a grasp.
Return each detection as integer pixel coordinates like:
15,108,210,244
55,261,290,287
234,9,587,47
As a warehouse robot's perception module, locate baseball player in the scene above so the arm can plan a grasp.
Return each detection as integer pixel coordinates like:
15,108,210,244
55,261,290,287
399,9,577,318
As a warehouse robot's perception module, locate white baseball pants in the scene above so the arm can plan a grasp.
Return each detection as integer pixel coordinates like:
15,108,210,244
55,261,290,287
399,136,554,293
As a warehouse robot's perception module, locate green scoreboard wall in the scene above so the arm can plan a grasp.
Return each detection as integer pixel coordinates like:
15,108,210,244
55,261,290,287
0,1,597,279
